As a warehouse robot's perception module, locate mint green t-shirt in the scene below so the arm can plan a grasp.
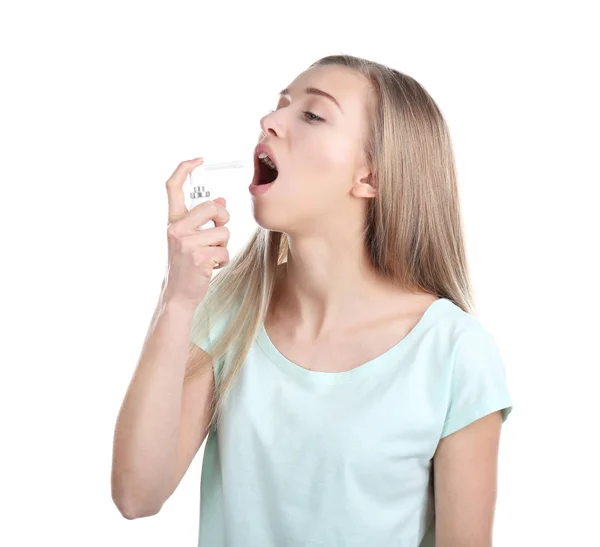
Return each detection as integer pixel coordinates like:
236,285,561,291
190,297,513,546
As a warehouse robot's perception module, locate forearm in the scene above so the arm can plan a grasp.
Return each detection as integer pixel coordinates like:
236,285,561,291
111,292,197,517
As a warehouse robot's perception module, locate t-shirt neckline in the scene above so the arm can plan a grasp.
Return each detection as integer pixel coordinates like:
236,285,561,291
256,297,452,385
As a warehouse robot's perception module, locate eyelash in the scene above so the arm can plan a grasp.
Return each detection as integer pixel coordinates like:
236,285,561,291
268,109,325,123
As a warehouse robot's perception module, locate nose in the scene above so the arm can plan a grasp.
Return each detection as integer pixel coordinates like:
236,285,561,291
260,111,283,140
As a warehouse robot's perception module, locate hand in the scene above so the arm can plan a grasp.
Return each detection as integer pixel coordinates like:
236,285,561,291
161,158,231,308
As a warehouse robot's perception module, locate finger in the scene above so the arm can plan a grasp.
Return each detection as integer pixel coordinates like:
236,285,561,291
211,197,228,226
166,157,204,225
184,225,231,247
211,247,230,269
207,199,230,228
180,200,231,233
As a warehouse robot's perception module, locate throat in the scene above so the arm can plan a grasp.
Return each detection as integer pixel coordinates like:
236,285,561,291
258,162,278,185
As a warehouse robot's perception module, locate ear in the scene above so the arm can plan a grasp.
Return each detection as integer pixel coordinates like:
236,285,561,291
351,171,377,199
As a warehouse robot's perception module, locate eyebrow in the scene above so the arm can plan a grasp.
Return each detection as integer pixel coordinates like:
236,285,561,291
279,87,343,113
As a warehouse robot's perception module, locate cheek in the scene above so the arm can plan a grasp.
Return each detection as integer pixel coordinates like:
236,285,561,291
311,138,355,173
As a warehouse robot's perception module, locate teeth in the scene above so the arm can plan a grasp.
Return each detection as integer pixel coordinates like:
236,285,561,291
258,152,277,171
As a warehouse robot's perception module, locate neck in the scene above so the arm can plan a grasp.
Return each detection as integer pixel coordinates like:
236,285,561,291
269,231,411,338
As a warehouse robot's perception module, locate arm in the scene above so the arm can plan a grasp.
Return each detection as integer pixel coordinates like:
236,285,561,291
111,293,213,519
433,410,504,547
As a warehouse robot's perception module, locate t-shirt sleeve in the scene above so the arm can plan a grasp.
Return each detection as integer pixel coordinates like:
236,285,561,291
189,302,232,385
440,324,513,438
189,302,213,354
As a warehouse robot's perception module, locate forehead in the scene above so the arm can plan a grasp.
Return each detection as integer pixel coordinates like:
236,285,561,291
284,65,372,114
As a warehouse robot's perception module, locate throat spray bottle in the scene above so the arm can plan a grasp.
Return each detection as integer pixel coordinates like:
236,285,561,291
188,159,245,230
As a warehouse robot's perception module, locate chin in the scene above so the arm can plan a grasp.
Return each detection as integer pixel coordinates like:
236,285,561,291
249,178,314,235
251,204,290,233
251,209,311,240
249,175,286,231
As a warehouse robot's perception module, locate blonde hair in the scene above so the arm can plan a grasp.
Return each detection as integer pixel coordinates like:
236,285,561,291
186,54,475,432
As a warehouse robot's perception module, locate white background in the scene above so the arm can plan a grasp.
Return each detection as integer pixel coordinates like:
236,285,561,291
1,0,598,545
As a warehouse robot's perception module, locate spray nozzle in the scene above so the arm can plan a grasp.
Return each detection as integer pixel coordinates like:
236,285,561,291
203,159,245,171
189,159,246,199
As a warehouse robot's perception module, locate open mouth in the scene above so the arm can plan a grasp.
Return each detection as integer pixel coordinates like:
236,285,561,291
256,152,279,185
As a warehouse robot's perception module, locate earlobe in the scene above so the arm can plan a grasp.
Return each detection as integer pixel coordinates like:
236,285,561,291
363,172,378,195
352,177,377,199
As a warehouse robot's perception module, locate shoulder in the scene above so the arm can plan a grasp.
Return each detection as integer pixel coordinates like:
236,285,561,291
422,298,509,384
431,298,497,347
431,299,510,391
432,301,513,438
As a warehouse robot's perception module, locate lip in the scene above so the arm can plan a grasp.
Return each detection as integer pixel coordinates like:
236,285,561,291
249,179,275,196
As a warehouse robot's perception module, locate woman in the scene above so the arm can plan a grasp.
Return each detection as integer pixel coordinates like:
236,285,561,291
112,54,513,546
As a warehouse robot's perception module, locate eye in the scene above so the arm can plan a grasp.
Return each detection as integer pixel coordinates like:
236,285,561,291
302,111,325,123
267,108,325,123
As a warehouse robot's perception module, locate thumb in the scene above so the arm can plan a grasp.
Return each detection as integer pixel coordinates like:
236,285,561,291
213,197,226,207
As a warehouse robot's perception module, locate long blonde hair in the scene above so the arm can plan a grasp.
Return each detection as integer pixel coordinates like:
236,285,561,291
186,54,475,432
